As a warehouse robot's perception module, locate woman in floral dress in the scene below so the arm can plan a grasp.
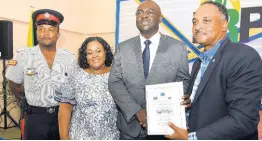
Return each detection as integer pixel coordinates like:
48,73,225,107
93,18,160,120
55,37,119,140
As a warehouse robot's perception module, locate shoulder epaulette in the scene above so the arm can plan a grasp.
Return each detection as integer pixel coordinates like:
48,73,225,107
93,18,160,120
16,48,25,53
62,49,74,55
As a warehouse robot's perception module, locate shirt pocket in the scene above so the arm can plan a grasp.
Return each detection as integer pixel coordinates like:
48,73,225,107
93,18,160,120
24,69,40,89
54,72,67,83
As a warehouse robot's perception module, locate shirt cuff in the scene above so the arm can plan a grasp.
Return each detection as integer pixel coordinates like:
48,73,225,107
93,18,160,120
188,132,198,140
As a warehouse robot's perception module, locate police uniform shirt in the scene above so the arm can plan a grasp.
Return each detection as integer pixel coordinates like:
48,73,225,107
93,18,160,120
6,45,76,107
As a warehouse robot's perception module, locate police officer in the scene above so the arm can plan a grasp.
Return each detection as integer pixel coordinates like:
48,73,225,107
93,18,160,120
6,9,76,140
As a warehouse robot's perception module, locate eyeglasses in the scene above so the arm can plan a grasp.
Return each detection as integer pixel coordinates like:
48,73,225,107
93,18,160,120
136,9,156,17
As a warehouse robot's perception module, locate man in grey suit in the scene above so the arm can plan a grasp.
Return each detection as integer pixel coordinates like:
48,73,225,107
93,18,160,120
108,0,190,139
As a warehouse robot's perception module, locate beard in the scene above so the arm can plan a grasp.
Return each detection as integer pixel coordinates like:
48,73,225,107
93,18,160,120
38,40,56,48
37,36,57,48
137,21,152,32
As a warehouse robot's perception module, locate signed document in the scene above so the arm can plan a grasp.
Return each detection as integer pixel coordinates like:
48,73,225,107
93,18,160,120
146,82,186,135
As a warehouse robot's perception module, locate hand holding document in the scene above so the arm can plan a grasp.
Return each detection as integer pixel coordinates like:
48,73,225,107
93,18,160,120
146,82,186,135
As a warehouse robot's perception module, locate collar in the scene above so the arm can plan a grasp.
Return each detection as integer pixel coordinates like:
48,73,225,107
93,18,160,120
199,36,227,62
139,32,160,46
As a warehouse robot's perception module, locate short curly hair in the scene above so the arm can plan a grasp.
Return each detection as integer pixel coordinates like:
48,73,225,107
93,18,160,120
78,37,113,69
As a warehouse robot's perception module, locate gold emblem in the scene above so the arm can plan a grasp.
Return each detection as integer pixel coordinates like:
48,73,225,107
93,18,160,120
7,60,17,66
26,68,36,76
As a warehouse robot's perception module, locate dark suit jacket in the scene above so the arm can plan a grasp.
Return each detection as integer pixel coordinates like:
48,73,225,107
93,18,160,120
187,38,262,139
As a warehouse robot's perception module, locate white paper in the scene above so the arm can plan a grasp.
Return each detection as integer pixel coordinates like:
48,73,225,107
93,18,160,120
146,82,186,135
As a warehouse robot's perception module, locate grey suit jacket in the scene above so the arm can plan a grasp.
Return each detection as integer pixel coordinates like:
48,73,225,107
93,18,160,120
108,34,190,138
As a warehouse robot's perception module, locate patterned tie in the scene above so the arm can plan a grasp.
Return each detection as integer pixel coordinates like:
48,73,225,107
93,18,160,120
143,40,151,79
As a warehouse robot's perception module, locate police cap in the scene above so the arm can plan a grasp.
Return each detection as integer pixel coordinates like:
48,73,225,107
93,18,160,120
32,9,64,27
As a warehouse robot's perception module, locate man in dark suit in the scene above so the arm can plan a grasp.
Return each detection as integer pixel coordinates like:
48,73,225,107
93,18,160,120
165,1,262,140
108,0,190,139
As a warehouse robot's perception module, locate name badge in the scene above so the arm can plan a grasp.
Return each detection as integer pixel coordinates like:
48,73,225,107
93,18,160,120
26,68,37,76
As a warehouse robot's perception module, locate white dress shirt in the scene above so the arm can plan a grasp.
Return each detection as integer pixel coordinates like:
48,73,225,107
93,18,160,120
140,32,161,72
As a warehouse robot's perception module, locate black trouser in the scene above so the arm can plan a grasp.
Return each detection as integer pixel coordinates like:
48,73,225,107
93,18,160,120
24,106,60,140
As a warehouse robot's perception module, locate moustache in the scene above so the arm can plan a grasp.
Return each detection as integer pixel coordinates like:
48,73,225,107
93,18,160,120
194,31,206,35
42,37,51,40
139,19,150,23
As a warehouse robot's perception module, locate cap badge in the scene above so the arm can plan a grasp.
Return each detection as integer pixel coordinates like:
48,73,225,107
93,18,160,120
44,12,50,18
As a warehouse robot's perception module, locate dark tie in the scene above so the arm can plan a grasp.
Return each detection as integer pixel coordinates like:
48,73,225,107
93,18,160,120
143,40,151,79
